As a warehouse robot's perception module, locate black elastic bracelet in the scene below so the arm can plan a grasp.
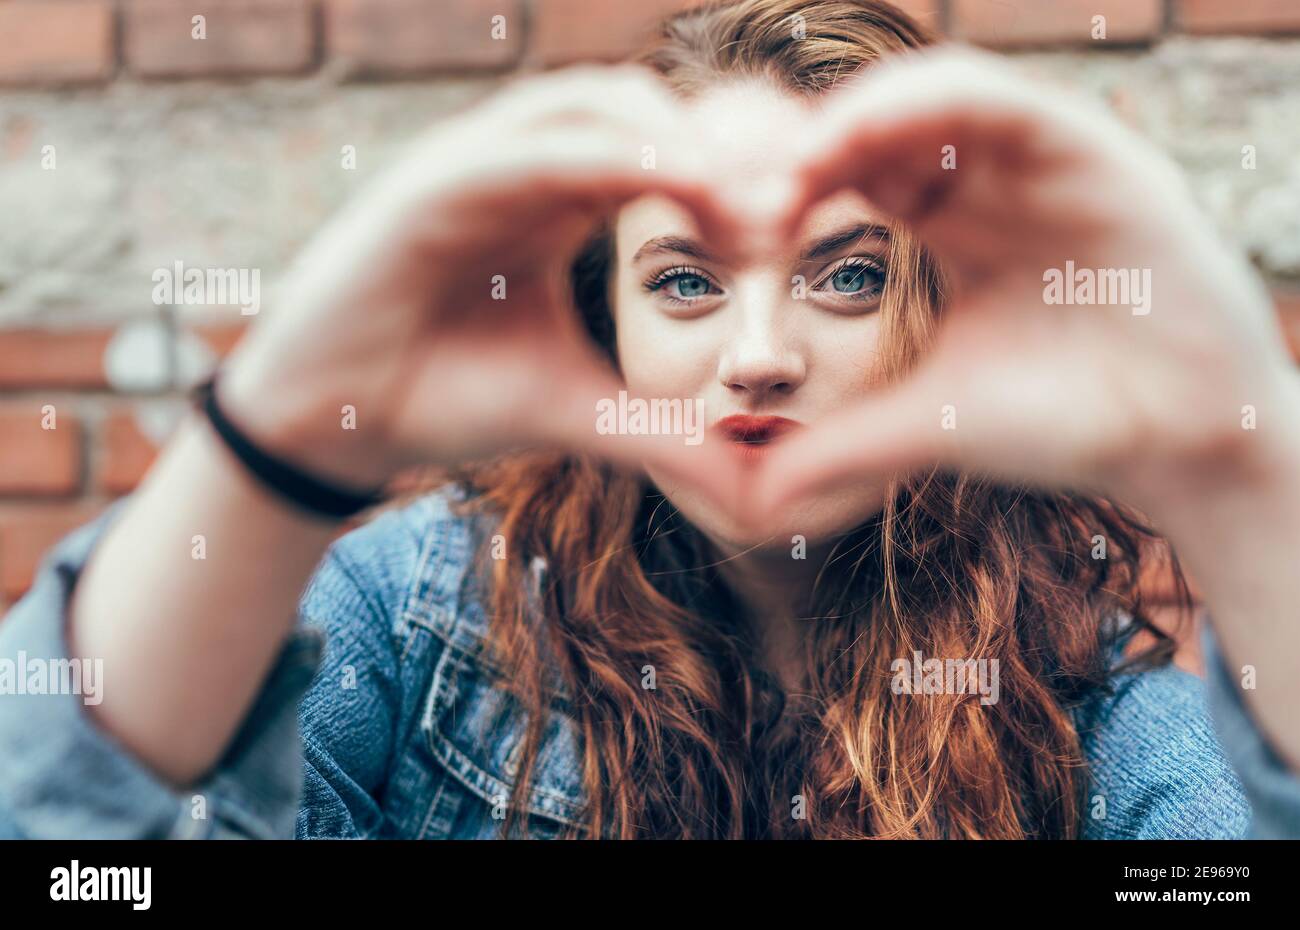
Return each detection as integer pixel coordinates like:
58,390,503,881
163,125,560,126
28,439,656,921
191,371,387,519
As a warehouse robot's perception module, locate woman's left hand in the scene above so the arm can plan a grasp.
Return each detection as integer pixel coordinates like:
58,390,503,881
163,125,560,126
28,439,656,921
752,48,1300,773
754,48,1296,513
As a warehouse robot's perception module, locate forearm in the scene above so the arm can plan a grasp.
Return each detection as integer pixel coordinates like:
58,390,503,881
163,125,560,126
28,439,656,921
1142,367,1300,771
69,411,341,788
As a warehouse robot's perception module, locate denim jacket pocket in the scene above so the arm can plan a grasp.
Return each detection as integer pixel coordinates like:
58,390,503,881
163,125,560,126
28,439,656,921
420,640,587,835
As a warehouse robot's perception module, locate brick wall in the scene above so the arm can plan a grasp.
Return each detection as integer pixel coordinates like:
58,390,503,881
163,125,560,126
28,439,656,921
2,0,1299,657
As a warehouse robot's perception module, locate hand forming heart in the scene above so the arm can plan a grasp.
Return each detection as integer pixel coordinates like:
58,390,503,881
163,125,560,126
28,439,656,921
707,48,1293,532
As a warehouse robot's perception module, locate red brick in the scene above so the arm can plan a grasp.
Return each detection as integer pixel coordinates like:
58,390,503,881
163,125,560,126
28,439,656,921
326,0,523,75
0,405,82,497
951,0,1162,47
527,0,703,66
1177,0,1300,34
124,0,315,78
97,411,160,495
192,322,251,360
0,0,115,86
0,328,112,390
0,502,104,599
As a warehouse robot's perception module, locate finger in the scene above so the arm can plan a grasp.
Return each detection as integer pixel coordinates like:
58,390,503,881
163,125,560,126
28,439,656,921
394,120,756,274
526,157,756,265
752,323,1111,521
400,65,762,265
534,357,757,522
773,48,1130,271
752,369,956,521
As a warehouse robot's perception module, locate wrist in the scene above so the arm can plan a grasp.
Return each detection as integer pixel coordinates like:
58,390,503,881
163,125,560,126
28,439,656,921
214,355,400,492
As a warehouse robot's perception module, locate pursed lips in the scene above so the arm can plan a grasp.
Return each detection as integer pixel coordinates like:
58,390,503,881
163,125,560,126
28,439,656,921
711,414,802,465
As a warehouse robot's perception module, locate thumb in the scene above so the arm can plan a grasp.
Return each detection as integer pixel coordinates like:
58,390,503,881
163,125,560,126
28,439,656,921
537,360,756,521
753,368,959,519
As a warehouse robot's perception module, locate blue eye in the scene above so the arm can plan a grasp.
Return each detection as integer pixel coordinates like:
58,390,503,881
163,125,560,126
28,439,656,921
832,266,866,292
644,266,719,305
822,258,885,301
671,273,712,298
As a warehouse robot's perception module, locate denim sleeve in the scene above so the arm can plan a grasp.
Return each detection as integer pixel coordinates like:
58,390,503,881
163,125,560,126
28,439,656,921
1201,621,1300,839
0,498,326,839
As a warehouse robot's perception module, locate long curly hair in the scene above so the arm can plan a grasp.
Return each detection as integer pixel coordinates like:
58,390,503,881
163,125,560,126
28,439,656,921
437,0,1191,838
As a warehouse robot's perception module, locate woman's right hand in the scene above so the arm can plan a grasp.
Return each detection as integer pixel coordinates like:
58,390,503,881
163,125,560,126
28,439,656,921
55,65,769,795
217,64,748,494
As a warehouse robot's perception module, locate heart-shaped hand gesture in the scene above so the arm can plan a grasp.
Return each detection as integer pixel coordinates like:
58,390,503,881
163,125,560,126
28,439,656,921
219,51,1292,537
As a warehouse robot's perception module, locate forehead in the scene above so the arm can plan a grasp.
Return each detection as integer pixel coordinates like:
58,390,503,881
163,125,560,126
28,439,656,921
689,75,812,173
617,77,883,252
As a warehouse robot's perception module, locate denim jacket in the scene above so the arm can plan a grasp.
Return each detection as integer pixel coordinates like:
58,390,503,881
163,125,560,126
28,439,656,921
1,483,1296,839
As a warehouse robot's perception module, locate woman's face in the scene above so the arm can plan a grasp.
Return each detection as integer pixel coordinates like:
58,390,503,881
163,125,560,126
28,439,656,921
612,78,897,554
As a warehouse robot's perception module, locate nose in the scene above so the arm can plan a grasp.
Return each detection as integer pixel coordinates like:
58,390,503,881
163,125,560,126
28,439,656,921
716,312,806,402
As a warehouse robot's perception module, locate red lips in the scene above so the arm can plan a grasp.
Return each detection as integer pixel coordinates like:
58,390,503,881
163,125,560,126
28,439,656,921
712,415,802,465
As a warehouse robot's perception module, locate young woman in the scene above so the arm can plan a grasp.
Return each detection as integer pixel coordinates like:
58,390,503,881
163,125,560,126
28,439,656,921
3,0,1299,839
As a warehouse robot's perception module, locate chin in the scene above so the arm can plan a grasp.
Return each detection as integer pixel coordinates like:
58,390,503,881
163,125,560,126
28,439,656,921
647,468,889,557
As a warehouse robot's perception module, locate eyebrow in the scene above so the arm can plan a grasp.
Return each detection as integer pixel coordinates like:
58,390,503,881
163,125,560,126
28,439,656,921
630,223,890,265
800,223,891,261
